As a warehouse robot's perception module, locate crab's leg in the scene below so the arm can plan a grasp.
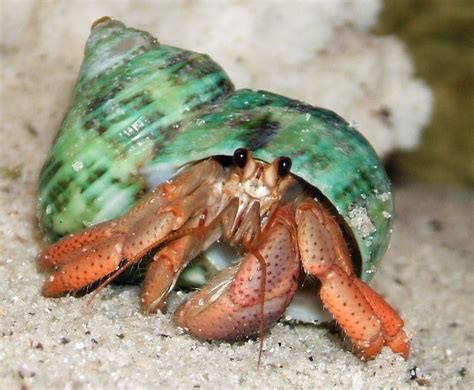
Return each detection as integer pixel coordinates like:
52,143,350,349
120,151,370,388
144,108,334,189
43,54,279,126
40,160,225,297
174,203,300,341
351,278,409,357
37,159,222,269
140,197,245,314
141,235,205,313
41,235,126,296
296,198,409,359
140,204,222,314
42,185,211,297
37,221,117,269
120,182,212,262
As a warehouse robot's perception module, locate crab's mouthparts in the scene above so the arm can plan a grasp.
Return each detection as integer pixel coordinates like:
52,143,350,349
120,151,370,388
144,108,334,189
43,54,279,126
243,179,271,199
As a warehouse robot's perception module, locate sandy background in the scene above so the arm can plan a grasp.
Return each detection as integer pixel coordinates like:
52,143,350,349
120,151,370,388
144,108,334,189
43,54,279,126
0,1,472,389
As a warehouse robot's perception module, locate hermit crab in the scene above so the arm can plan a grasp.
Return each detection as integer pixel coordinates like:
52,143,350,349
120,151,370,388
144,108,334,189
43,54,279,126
37,17,409,360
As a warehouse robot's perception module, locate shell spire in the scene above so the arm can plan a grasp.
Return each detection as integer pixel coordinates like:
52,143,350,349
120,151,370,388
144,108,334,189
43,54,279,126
77,17,159,88
38,18,234,240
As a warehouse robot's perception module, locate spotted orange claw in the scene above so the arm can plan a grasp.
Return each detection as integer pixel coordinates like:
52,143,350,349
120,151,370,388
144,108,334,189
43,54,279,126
174,203,300,341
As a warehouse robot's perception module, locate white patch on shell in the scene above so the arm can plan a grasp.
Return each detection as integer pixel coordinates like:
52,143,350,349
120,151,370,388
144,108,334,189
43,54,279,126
348,206,376,238
365,267,375,274
376,192,391,202
348,120,358,129
284,288,332,324
141,162,180,189
196,118,206,126
71,161,83,172
45,204,53,215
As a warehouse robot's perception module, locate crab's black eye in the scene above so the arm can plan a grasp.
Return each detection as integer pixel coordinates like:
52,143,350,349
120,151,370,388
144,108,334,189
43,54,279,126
277,156,292,176
233,148,249,168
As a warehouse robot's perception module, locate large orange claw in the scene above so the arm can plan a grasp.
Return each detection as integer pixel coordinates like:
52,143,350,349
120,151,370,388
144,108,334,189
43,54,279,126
174,204,300,341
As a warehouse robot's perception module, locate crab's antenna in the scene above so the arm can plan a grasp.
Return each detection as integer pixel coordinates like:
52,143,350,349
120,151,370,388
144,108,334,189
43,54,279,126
252,248,268,370
245,203,284,370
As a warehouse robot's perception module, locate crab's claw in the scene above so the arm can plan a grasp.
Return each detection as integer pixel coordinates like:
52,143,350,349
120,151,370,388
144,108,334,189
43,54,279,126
174,204,300,340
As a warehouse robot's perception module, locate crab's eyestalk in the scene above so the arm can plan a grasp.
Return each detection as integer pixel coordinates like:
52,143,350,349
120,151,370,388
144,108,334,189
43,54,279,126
263,156,293,189
233,148,249,168
277,157,292,177
233,148,258,181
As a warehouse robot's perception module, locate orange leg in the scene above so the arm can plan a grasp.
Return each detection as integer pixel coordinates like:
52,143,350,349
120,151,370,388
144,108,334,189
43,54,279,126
42,234,125,297
296,198,409,359
39,159,225,297
121,183,211,261
37,221,116,269
140,206,221,314
353,279,409,358
141,235,200,314
140,197,262,314
37,159,221,270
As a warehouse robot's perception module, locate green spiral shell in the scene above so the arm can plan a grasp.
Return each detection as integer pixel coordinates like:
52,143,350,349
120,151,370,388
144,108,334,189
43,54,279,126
38,18,393,282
